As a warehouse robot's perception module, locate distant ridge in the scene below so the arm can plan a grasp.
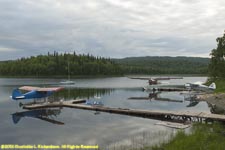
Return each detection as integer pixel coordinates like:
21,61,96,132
114,56,209,74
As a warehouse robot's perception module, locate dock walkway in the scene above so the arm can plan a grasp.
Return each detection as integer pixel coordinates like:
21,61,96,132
23,100,225,123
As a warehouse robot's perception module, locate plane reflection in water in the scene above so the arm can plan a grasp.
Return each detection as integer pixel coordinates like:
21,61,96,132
129,91,205,108
12,108,64,125
183,93,200,107
128,92,183,103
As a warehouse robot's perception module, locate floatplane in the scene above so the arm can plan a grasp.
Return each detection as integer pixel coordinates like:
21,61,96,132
181,82,216,100
10,86,64,106
181,82,216,107
128,76,184,91
11,86,63,100
185,82,216,92
129,76,216,93
10,86,65,125
128,76,183,85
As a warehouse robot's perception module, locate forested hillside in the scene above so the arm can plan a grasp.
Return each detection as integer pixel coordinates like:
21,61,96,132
114,56,209,74
0,52,210,77
0,52,123,77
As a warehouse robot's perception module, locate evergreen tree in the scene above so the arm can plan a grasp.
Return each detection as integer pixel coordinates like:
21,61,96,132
0,52,123,77
209,30,225,78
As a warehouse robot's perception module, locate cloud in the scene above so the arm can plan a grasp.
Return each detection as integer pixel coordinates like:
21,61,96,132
0,0,225,60
0,46,18,52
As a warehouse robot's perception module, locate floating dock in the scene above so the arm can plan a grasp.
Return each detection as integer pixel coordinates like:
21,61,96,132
23,99,225,123
144,88,187,92
128,97,183,103
144,84,185,89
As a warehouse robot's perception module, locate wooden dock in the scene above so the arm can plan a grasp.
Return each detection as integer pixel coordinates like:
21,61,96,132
128,97,183,103
23,100,225,123
150,88,187,92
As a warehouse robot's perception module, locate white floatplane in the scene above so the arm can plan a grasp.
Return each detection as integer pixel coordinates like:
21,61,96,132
185,82,216,92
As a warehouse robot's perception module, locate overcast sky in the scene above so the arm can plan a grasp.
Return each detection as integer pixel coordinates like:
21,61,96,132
0,0,225,60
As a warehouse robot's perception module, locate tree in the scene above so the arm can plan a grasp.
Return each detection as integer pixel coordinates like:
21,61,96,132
209,30,225,78
0,52,123,77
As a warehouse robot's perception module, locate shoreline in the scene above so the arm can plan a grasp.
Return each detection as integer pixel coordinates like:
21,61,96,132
0,74,207,79
198,93,225,112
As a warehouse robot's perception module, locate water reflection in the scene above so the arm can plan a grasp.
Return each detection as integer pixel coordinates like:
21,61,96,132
0,77,213,147
12,108,64,125
183,94,199,107
53,88,113,100
186,101,199,107
128,91,183,103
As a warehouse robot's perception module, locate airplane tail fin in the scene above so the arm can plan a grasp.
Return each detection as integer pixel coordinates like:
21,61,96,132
11,89,23,100
209,82,216,90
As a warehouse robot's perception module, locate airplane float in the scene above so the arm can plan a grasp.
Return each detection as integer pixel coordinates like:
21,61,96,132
11,86,63,100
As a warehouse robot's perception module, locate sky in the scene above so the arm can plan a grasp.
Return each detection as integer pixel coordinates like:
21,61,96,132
0,0,225,60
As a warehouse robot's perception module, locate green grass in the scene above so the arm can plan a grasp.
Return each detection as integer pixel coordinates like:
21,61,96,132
214,79,225,93
137,123,225,150
141,123,225,150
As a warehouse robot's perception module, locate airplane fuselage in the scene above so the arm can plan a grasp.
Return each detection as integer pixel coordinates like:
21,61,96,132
23,90,53,99
185,83,216,92
12,89,54,100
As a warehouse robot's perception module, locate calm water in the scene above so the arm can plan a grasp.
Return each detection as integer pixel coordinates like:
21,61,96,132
0,77,212,148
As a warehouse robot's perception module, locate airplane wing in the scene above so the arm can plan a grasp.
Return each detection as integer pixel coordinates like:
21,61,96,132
19,86,40,91
128,77,151,80
154,77,183,81
19,86,63,92
129,77,183,81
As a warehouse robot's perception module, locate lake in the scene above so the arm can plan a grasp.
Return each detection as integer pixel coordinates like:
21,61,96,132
0,76,212,149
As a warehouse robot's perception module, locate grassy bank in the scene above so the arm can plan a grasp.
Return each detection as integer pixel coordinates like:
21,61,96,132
144,78,225,150
213,79,225,93
145,123,225,150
